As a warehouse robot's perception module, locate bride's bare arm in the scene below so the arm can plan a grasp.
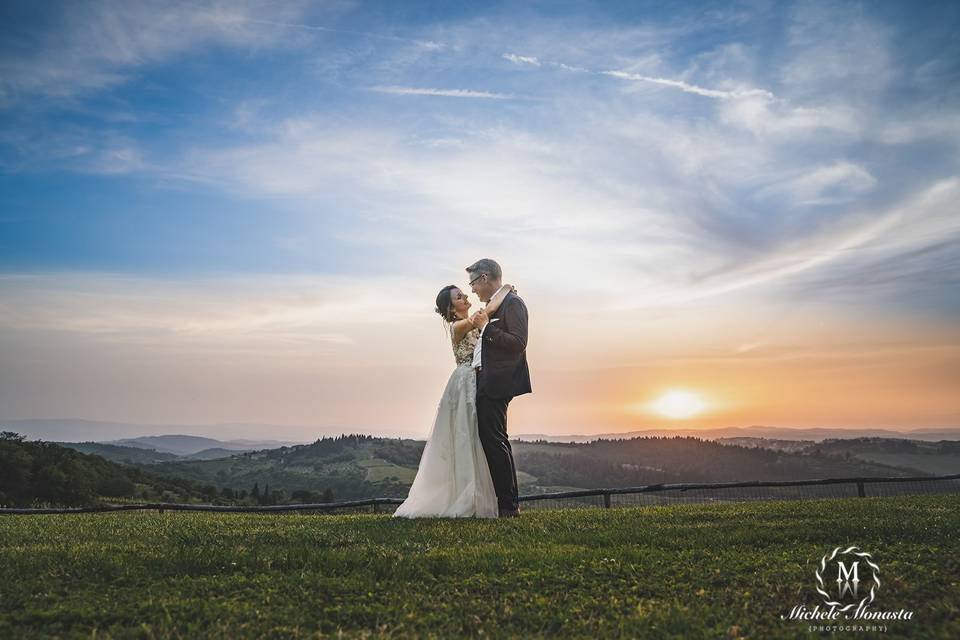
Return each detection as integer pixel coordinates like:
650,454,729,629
482,284,515,316
450,317,475,344
450,285,515,345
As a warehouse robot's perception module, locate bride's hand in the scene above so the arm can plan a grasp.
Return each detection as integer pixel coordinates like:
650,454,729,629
471,309,489,329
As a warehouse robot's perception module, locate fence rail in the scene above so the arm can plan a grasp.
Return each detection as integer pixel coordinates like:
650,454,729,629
3,472,958,515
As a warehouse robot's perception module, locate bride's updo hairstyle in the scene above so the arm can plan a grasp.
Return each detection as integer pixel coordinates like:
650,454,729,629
434,285,458,322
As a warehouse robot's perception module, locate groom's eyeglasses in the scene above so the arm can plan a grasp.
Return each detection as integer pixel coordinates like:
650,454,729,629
469,273,486,286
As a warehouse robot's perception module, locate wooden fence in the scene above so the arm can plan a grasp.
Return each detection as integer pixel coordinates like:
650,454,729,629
2,472,958,515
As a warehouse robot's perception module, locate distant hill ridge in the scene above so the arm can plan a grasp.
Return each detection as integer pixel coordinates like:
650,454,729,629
516,425,960,443
0,419,312,448
107,435,263,456
4,418,958,446
96,432,951,503
6,431,957,509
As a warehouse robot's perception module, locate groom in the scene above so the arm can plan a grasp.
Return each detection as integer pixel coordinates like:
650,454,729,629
467,258,531,518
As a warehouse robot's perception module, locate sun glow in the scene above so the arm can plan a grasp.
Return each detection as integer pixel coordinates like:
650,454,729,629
650,389,707,419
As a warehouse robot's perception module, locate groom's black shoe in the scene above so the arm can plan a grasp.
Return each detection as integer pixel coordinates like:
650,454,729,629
498,506,521,518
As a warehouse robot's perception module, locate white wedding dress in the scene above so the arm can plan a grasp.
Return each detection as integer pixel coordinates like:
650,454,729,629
392,325,499,519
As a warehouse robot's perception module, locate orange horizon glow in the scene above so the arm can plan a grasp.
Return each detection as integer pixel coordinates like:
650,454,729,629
0,272,957,441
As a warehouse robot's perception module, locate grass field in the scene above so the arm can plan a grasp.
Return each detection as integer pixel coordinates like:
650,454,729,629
1,494,958,638
356,458,418,483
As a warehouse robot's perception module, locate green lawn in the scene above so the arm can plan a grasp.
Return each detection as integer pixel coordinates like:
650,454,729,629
1,494,958,638
356,458,418,483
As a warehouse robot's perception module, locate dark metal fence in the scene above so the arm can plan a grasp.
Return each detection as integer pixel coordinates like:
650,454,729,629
518,472,960,511
2,472,958,515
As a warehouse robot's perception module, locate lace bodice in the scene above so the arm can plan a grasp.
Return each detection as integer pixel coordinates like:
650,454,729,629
452,326,480,366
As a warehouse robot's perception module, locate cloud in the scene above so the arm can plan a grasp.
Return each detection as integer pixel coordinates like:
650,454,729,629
241,17,446,50
686,178,960,305
5,0,957,320
0,271,430,348
554,62,590,73
0,125,148,175
169,101,956,320
369,85,517,99
601,70,775,100
877,114,960,145
502,53,540,66
487,35,866,143
0,1,315,106
754,161,878,206
781,0,895,98
717,93,861,138
496,51,860,143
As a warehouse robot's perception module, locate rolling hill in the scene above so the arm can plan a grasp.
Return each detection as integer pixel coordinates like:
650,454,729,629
54,441,181,464
808,437,960,475
119,433,930,502
0,432,220,507
14,431,955,508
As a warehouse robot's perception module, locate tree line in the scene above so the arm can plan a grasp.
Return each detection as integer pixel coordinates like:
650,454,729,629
0,432,339,508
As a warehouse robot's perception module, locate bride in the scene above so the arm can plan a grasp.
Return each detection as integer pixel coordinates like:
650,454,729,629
392,282,515,519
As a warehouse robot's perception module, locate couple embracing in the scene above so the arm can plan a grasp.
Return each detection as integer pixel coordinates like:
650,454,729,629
393,258,531,520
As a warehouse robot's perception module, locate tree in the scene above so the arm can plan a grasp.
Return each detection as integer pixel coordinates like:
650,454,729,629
0,435,33,505
251,482,260,502
0,435,209,507
97,476,136,498
291,489,318,503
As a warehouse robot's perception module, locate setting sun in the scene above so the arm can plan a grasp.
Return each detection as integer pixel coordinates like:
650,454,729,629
651,389,707,419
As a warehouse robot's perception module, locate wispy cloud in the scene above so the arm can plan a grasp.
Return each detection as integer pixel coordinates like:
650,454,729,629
685,178,960,303
173,102,958,321
499,49,775,99
242,17,445,50
502,52,540,66
0,125,148,174
601,70,775,100
754,161,878,206
0,271,435,357
496,49,857,138
369,85,517,99
0,1,315,106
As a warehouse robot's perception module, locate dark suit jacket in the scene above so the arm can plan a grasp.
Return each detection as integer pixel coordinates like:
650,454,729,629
477,291,532,399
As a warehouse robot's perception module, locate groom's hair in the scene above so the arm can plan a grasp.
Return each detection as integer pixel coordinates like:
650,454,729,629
465,258,501,281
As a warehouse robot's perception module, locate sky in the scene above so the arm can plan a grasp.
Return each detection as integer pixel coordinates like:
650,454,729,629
0,0,958,441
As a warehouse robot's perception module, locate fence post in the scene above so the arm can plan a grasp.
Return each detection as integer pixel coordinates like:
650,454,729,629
857,482,866,498
603,493,611,508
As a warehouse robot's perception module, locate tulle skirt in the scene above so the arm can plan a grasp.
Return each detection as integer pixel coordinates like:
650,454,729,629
393,363,499,519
